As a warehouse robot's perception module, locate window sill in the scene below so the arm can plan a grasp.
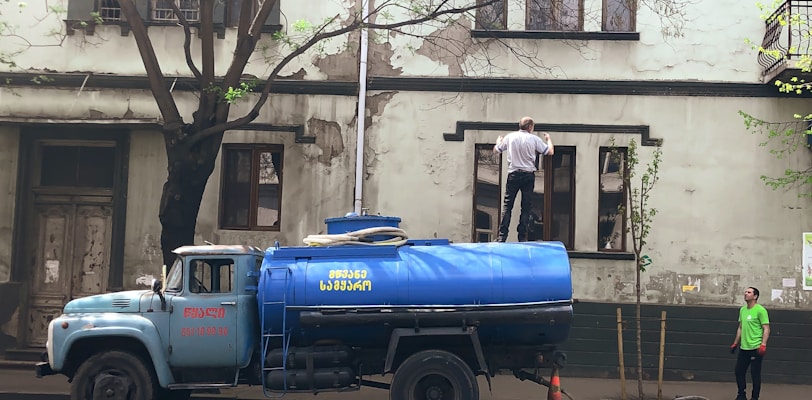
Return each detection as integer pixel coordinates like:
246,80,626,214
471,30,640,41
567,251,635,260
64,19,281,39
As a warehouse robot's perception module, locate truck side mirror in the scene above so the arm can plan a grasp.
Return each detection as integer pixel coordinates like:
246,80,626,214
151,279,167,311
151,279,162,293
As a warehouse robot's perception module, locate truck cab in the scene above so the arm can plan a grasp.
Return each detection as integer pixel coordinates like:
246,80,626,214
38,245,264,400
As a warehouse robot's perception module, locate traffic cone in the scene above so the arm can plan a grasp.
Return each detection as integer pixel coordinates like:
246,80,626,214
547,366,561,400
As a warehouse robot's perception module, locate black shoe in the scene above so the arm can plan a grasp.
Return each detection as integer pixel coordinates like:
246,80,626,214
734,395,746,400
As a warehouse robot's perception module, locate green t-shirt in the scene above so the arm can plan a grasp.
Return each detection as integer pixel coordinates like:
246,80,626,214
739,304,769,350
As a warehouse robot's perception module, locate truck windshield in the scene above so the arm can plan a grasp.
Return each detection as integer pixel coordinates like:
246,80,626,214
164,258,183,292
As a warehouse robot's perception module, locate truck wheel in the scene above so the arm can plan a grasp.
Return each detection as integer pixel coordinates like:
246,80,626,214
390,350,478,400
70,350,157,400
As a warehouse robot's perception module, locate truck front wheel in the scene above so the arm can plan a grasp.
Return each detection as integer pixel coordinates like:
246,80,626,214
390,350,478,400
70,350,157,400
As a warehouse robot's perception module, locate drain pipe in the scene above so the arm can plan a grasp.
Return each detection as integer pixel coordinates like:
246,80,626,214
353,0,370,215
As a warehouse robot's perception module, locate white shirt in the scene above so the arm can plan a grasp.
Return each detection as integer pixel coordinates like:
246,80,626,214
494,130,549,173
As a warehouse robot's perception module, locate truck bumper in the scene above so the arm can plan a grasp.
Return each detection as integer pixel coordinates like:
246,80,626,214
36,361,55,378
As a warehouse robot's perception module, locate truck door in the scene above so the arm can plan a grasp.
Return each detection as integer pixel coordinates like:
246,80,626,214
168,257,239,367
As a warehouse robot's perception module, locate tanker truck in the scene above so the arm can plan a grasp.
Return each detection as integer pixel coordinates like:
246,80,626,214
36,215,573,400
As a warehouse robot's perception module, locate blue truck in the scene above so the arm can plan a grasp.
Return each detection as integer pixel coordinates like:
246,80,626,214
37,216,573,400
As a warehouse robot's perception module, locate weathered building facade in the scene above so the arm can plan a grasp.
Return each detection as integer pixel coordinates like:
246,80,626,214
1,0,811,382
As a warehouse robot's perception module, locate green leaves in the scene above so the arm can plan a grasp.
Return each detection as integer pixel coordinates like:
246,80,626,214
740,110,812,197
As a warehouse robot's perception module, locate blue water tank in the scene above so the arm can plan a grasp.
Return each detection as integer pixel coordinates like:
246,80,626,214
258,240,573,348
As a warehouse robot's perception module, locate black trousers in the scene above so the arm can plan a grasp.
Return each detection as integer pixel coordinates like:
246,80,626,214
497,170,535,242
735,348,763,399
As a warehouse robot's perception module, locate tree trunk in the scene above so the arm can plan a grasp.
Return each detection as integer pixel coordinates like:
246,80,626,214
158,126,223,266
636,259,643,399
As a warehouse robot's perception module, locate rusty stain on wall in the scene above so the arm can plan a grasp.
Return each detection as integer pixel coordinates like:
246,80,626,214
415,17,475,77
308,118,344,165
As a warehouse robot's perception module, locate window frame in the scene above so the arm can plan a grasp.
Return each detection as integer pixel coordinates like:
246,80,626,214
601,0,636,32
219,144,284,231
471,143,504,242
526,0,585,31
598,147,628,252
537,146,576,248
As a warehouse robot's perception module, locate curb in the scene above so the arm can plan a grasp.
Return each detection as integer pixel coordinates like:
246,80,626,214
0,360,36,370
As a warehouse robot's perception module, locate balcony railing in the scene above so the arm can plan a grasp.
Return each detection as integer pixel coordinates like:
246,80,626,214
759,0,812,80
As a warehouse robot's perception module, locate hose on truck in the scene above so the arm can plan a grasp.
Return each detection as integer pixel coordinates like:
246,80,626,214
303,226,409,247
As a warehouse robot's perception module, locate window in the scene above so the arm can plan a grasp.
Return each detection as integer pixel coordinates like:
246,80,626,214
226,0,281,27
221,145,283,230
598,147,627,251
527,0,583,31
189,258,235,294
528,147,575,248
476,0,507,30
98,0,122,21
40,144,116,188
602,0,635,32
472,144,503,242
152,0,200,22
473,145,575,248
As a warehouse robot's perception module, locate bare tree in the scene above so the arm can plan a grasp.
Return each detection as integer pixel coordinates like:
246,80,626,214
112,0,506,265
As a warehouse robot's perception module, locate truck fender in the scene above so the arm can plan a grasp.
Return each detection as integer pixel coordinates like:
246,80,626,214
383,327,489,380
57,320,175,387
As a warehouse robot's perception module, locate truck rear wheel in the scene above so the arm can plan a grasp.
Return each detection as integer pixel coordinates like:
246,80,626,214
70,350,157,400
389,350,478,400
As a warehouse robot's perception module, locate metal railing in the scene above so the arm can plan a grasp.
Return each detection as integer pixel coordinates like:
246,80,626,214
759,0,812,77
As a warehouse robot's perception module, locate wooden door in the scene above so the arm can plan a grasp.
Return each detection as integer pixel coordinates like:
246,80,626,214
25,140,117,346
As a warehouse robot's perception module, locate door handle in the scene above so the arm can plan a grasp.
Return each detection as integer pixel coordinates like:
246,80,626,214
220,301,236,306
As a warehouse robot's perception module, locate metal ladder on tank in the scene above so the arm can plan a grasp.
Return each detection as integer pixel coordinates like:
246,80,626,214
260,266,292,398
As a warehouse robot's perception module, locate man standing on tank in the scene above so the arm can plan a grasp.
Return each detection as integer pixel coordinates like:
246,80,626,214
493,116,554,243
731,286,770,400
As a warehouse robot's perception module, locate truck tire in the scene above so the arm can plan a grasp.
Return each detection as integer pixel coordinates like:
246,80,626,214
70,350,157,400
389,350,478,400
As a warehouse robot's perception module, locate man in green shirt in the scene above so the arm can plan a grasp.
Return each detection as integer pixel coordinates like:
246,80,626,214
730,287,770,400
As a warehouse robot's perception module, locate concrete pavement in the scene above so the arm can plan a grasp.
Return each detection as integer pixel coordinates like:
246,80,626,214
1,366,811,400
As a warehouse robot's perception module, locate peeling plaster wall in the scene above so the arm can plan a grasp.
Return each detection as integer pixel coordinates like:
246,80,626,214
200,94,358,250
0,126,19,283
122,130,166,290
369,0,764,82
363,90,812,309
0,0,358,80
0,126,19,351
0,1,767,82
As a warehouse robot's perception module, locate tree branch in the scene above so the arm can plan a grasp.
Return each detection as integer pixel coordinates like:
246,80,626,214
188,0,497,147
168,0,202,80
118,0,183,130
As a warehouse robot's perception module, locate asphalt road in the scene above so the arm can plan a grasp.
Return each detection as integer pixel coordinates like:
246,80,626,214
1,367,810,400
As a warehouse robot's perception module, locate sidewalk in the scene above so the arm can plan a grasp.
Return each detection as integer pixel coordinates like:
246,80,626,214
1,366,811,400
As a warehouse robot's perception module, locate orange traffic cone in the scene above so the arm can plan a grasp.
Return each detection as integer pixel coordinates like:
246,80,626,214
547,366,561,400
